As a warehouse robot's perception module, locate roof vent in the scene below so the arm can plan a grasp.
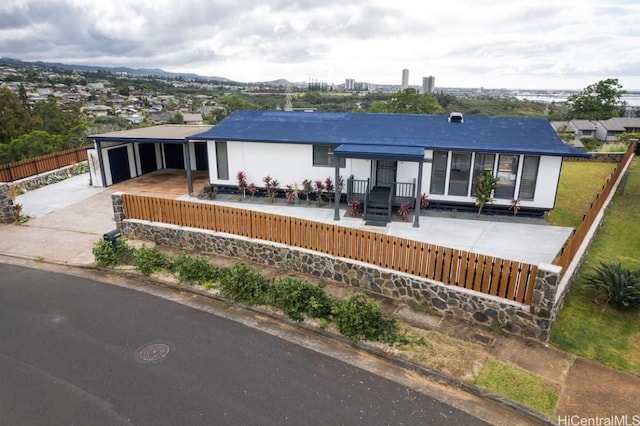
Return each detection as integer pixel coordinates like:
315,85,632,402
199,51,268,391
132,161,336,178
448,112,464,123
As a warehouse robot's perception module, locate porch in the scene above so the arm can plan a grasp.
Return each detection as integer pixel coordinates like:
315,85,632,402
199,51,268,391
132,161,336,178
346,176,416,224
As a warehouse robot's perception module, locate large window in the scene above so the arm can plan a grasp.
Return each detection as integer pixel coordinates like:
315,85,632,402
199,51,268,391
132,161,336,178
472,153,496,193
430,151,448,195
518,156,540,200
215,141,229,180
448,152,472,196
313,145,345,168
494,154,519,199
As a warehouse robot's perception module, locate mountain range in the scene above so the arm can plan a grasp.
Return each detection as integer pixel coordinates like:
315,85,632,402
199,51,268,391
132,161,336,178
0,57,296,86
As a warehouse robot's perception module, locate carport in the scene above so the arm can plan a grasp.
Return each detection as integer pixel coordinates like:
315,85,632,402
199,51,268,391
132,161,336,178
88,124,212,194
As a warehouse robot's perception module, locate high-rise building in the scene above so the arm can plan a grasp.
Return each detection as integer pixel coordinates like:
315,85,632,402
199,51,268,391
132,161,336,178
422,76,435,94
401,69,409,90
345,78,355,91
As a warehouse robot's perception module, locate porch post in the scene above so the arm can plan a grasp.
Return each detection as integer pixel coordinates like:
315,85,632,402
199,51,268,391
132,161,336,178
412,159,424,228
333,160,340,221
95,140,107,188
183,142,193,195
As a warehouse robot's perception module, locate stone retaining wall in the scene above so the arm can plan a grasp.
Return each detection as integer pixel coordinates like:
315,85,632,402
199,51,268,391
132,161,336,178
566,152,625,162
0,184,15,224
114,191,562,343
7,162,88,193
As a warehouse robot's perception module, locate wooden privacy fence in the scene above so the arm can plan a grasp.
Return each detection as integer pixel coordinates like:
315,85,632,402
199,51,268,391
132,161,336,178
122,194,538,304
0,146,90,182
554,141,637,275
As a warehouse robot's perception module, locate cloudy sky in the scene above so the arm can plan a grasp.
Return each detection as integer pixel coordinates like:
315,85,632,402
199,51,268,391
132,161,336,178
1,0,639,90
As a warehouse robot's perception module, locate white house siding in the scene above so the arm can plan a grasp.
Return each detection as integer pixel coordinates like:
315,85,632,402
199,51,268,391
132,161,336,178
207,141,350,187
530,155,561,209
206,141,562,210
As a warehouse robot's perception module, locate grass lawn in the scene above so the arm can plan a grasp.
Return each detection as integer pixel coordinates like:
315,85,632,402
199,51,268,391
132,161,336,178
546,161,618,228
550,158,640,376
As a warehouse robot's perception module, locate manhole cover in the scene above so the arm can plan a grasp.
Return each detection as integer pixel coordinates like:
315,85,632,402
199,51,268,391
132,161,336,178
137,343,171,362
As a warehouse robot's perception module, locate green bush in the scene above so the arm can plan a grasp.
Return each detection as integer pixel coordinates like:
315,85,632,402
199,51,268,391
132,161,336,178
583,262,640,310
92,239,134,267
580,137,601,151
170,253,223,285
132,245,170,276
267,277,334,321
331,293,400,343
219,262,269,305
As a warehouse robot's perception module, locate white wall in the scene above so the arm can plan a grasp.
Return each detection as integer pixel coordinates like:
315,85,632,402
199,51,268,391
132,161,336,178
86,149,103,187
209,141,350,187
205,141,562,210
527,155,562,209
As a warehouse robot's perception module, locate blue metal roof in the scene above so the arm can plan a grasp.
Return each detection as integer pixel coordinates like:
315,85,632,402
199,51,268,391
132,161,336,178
189,110,589,158
333,144,425,161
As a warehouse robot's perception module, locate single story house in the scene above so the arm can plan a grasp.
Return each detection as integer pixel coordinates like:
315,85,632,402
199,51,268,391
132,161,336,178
188,110,588,222
87,110,588,225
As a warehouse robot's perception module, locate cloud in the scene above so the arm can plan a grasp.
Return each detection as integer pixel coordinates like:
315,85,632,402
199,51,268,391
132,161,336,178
0,0,639,89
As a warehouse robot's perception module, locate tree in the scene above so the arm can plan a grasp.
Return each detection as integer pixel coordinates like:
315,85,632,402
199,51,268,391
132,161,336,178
369,88,444,114
566,78,626,120
0,87,32,145
30,97,83,136
0,131,65,163
473,171,499,215
167,111,184,124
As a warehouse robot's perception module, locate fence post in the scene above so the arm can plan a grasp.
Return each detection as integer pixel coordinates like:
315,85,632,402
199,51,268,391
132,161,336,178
111,192,125,230
0,183,16,224
530,263,562,341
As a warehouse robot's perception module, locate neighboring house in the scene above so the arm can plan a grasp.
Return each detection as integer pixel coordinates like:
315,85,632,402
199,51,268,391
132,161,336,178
183,113,203,125
595,117,640,141
83,104,112,117
150,111,174,124
569,120,597,138
188,111,588,219
550,121,574,135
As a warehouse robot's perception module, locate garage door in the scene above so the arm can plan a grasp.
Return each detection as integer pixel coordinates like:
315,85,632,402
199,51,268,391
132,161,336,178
163,144,184,169
139,143,158,175
108,146,130,185
194,142,209,171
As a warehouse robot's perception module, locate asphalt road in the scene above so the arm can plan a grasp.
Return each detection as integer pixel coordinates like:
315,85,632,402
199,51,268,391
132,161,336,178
0,263,489,425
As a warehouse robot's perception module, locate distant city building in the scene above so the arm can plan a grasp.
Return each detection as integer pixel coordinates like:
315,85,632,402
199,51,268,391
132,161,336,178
422,76,435,94
401,69,409,90
345,78,355,91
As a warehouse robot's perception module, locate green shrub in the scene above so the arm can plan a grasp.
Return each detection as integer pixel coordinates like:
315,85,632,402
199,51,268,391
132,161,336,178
580,137,601,151
170,253,223,285
219,262,268,305
92,239,134,267
266,277,334,321
132,245,170,276
583,262,640,310
331,294,400,343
